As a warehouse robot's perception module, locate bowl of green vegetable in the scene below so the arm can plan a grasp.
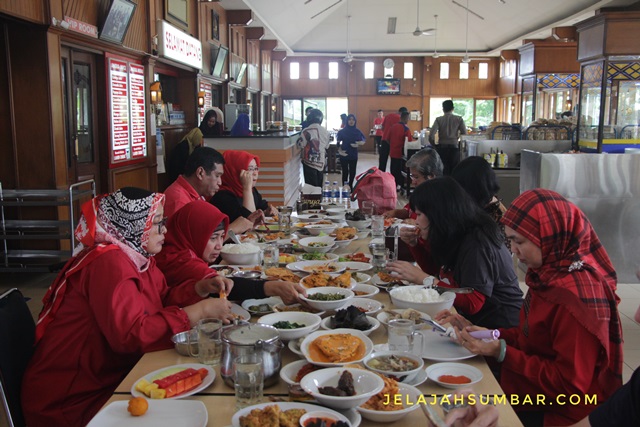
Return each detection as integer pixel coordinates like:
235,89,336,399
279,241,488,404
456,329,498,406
297,252,339,262
256,311,322,341
299,286,355,311
299,236,336,253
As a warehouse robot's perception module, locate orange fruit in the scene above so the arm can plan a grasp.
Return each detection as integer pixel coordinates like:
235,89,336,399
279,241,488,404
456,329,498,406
127,396,149,416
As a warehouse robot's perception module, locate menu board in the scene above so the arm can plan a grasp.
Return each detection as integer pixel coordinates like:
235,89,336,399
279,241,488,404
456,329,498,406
198,81,212,123
107,54,147,166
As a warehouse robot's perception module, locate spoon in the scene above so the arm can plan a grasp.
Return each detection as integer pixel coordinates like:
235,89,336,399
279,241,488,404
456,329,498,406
227,229,241,244
433,286,474,294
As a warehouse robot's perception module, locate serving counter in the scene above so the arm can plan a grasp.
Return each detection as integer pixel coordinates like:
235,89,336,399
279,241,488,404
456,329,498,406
204,132,303,207
102,237,524,427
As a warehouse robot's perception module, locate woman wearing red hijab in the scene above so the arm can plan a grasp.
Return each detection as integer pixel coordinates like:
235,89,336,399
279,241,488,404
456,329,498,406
155,200,306,304
211,150,277,222
439,189,623,426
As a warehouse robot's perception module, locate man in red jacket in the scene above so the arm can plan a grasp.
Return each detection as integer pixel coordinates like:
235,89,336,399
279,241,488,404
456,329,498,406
380,106,407,172
387,111,413,194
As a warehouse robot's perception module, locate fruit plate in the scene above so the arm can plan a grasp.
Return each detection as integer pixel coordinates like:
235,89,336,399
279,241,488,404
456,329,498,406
87,399,207,426
130,363,215,400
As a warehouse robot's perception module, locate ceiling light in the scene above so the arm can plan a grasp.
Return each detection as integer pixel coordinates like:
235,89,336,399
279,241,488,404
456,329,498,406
387,17,397,34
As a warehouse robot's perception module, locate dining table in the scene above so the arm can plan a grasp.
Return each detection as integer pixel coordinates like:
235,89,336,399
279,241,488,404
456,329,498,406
101,228,524,427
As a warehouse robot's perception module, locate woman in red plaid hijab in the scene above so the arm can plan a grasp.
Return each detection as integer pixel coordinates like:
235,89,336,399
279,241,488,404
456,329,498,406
442,189,623,426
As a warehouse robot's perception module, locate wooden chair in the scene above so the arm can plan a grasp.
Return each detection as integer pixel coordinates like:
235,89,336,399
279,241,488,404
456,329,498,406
0,288,35,427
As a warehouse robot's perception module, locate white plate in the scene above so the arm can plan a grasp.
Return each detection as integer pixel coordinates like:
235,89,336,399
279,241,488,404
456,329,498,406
341,262,373,272
371,274,408,288
130,363,215,399
208,265,238,277
320,316,380,336
350,273,372,284
287,261,347,274
345,298,383,315
426,362,483,388
300,274,357,290
376,309,431,328
241,297,283,315
231,401,361,427
420,329,476,362
87,400,207,427
352,283,378,299
339,254,373,263
231,303,251,321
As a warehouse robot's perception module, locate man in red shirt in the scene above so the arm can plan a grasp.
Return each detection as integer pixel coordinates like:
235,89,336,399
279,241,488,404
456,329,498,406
163,146,262,233
380,106,407,172
387,111,413,193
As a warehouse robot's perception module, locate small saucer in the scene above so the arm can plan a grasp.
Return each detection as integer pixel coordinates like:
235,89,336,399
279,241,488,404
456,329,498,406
404,368,428,387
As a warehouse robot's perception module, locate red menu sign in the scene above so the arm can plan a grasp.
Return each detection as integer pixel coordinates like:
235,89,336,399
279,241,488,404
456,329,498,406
198,81,213,123
107,55,147,165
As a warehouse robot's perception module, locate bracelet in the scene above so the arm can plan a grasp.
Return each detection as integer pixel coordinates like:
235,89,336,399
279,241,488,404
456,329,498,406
496,339,507,363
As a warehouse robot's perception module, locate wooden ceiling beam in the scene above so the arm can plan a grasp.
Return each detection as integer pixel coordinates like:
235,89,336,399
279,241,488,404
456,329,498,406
272,50,287,61
226,10,253,26
245,27,265,40
260,40,278,51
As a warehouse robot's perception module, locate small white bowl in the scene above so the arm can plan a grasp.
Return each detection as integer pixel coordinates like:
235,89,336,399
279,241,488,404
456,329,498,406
300,273,356,289
296,252,339,262
357,383,422,422
300,287,354,311
327,214,346,223
320,315,380,336
326,207,347,215
350,273,372,284
300,410,352,427
300,367,385,410
345,219,372,231
320,202,343,210
376,308,431,329
345,298,383,315
389,286,456,317
333,236,358,248
279,359,322,386
256,312,321,341
295,213,327,222
425,362,483,389
353,283,379,298
299,236,336,253
300,329,374,367
305,223,338,236
363,351,424,383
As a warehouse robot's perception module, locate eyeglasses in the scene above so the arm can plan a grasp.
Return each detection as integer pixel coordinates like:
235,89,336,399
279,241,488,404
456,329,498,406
410,173,423,180
248,166,259,172
154,217,168,233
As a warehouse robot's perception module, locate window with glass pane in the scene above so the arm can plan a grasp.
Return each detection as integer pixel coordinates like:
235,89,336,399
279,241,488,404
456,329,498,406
384,66,393,77
453,99,473,126
364,62,374,79
404,62,413,79
479,63,488,79
440,62,449,79
309,62,319,79
459,63,469,79
290,62,299,79
475,99,495,127
430,97,449,126
283,99,302,125
328,62,339,79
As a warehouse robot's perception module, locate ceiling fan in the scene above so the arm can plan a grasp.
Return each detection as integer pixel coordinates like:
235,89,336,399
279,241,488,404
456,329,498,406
395,0,436,36
342,5,365,63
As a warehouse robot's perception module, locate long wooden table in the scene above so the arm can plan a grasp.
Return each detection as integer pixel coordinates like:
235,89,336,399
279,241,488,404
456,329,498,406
106,235,524,426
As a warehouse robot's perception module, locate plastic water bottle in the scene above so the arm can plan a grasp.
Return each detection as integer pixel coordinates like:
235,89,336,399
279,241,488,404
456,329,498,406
332,181,340,204
322,181,331,203
341,182,351,209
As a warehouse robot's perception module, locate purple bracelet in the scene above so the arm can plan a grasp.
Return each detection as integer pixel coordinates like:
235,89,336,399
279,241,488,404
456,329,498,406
468,329,500,340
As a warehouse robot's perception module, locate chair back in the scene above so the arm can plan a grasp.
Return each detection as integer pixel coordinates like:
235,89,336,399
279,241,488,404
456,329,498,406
0,288,35,427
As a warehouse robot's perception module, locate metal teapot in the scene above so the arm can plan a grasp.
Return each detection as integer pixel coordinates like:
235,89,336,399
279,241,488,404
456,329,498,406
220,323,283,387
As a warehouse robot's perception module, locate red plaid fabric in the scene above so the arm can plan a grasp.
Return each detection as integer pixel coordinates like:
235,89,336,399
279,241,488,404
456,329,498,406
502,189,623,378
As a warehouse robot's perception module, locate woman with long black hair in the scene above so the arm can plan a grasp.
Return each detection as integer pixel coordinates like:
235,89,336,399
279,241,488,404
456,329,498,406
387,177,523,329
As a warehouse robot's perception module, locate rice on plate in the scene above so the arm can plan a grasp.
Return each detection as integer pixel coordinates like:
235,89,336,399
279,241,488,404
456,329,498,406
392,287,443,303
221,243,260,254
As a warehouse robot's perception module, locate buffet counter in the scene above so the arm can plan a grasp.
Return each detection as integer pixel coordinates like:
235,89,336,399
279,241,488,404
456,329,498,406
204,133,303,207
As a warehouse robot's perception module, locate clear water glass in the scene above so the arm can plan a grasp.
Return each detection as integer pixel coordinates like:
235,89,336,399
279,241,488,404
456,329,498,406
194,318,222,365
277,206,293,236
234,354,264,409
371,214,384,239
262,244,279,269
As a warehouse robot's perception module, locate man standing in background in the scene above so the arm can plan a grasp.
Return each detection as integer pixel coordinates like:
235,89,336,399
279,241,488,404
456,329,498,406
373,109,384,163
388,110,413,194
380,106,407,172
429,100,466,175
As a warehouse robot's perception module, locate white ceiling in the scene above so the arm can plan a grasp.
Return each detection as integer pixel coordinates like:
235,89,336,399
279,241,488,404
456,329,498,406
218,0,637,58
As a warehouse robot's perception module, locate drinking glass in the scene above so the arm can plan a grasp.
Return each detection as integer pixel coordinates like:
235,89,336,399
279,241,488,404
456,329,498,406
189,318,223,365
262,243,279,269
371,214,385,239
361,201,375,218
234,354,264,409
277,206,293,236
368,241,388,269
388,319,423,355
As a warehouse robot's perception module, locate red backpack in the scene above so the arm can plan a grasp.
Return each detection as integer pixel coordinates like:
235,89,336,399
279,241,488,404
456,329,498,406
351,167,398,214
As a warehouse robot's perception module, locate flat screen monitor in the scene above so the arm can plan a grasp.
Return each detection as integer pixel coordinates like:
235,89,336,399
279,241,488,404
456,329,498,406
376,78,401,95
211,46,228,78
99,0,137,44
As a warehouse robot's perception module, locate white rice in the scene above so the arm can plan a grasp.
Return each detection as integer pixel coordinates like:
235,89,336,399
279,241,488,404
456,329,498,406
393,287,443,303
221,243,260,254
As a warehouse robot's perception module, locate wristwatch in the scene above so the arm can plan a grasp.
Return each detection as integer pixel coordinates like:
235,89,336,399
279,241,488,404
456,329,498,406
422,276,435,287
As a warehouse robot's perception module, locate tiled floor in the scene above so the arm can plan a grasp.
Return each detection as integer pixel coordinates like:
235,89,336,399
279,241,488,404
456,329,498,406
2,153,638,398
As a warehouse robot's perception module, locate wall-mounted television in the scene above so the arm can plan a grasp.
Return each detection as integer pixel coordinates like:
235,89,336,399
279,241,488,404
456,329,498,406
376,78,401,95
210,45,228,78
236,63,247,82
